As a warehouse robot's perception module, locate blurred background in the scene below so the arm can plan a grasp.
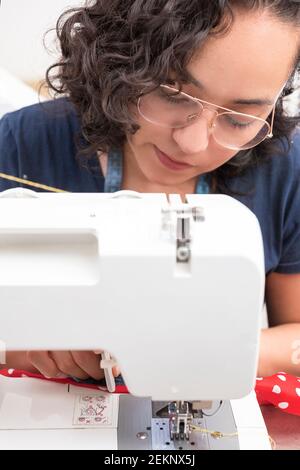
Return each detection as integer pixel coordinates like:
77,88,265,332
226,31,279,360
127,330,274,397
0,0,84,84
0,0,84,115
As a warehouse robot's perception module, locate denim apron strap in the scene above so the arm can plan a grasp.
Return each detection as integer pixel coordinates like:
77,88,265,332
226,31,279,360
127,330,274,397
195,173,210,194
104,149,123,193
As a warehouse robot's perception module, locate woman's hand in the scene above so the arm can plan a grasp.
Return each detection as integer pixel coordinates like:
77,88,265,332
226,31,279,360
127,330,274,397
5,351,120,380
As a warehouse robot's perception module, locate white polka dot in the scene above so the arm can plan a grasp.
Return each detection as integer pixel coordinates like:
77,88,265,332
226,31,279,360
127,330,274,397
296,388,300,397
277,375,286,382
21,374,28,378
278,402,289,409
7,369,15,375
256,377,263,381
272,385,281,394
297,379,300,383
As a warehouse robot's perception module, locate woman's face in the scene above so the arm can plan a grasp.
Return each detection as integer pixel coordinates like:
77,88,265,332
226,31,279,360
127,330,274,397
125,8,299,188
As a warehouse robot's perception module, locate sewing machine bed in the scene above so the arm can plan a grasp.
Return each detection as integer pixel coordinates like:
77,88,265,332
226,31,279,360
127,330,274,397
0,376,271,450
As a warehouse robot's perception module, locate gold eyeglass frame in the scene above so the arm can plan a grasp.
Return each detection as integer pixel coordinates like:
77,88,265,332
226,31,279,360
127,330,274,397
138,84,277,150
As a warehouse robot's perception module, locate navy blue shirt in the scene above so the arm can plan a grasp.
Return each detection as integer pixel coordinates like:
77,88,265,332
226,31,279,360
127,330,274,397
0,98,300,275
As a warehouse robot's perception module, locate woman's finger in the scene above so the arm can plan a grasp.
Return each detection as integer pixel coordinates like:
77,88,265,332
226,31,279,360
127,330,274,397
49,351,90,380
27,351,61,378
27,350,120,381
71,351,105,380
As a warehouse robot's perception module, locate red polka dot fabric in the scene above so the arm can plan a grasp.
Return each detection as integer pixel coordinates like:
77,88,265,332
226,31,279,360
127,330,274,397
255,372,300,416
1,369,300,416
0,369,128,394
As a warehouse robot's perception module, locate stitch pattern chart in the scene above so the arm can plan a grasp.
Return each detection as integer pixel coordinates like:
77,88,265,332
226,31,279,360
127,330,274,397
73,394,118,427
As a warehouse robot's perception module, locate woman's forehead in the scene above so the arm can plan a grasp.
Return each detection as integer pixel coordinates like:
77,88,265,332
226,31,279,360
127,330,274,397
186,9,299,102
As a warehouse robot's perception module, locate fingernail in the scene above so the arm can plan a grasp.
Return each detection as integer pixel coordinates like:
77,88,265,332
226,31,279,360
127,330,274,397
113,366,121,377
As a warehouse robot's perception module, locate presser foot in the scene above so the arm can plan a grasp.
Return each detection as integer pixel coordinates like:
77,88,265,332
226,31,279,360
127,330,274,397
155,400,201,441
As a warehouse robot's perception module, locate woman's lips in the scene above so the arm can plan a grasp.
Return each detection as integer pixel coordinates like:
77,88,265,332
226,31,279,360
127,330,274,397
154,146,193,171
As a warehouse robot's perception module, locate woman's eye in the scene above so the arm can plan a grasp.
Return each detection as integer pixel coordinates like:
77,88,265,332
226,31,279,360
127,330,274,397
159,89,190,105
225,116,253,128
164,95,186,104
161,93,189,104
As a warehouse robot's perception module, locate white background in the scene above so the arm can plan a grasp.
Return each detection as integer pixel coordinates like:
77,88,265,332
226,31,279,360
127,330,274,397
0,0,84,82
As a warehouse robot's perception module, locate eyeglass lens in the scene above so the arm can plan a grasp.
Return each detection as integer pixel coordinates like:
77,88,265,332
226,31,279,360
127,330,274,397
138,87,271,150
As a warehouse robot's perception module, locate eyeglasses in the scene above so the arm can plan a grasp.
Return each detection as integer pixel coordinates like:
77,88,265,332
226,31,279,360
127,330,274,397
137,84,277,151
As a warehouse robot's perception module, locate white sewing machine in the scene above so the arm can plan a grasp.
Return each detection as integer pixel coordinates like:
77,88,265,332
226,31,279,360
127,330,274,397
0,189,271,449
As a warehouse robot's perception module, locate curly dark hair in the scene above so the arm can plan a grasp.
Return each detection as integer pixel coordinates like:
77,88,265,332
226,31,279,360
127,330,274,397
46,0,300,195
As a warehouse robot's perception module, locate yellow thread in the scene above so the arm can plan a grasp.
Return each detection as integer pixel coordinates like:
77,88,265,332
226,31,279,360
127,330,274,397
191,424,276,449
0,172,69,193
190,424,238,439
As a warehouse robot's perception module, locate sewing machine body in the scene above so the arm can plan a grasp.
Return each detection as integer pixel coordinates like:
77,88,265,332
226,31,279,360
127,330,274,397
0,191,270,448
0,192,264,400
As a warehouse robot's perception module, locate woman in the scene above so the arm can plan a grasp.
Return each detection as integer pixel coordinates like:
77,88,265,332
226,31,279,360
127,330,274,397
0,0,300,382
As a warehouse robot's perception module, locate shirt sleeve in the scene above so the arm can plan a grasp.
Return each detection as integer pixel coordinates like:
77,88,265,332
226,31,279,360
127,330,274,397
0,113,21,191
275,136,300,274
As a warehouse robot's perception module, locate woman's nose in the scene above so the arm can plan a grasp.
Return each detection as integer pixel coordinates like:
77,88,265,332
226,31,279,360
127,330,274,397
172,111,214,154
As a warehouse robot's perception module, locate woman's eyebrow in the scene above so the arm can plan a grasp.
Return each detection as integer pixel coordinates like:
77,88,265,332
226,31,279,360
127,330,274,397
232,97,274,106
188,75,274,106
